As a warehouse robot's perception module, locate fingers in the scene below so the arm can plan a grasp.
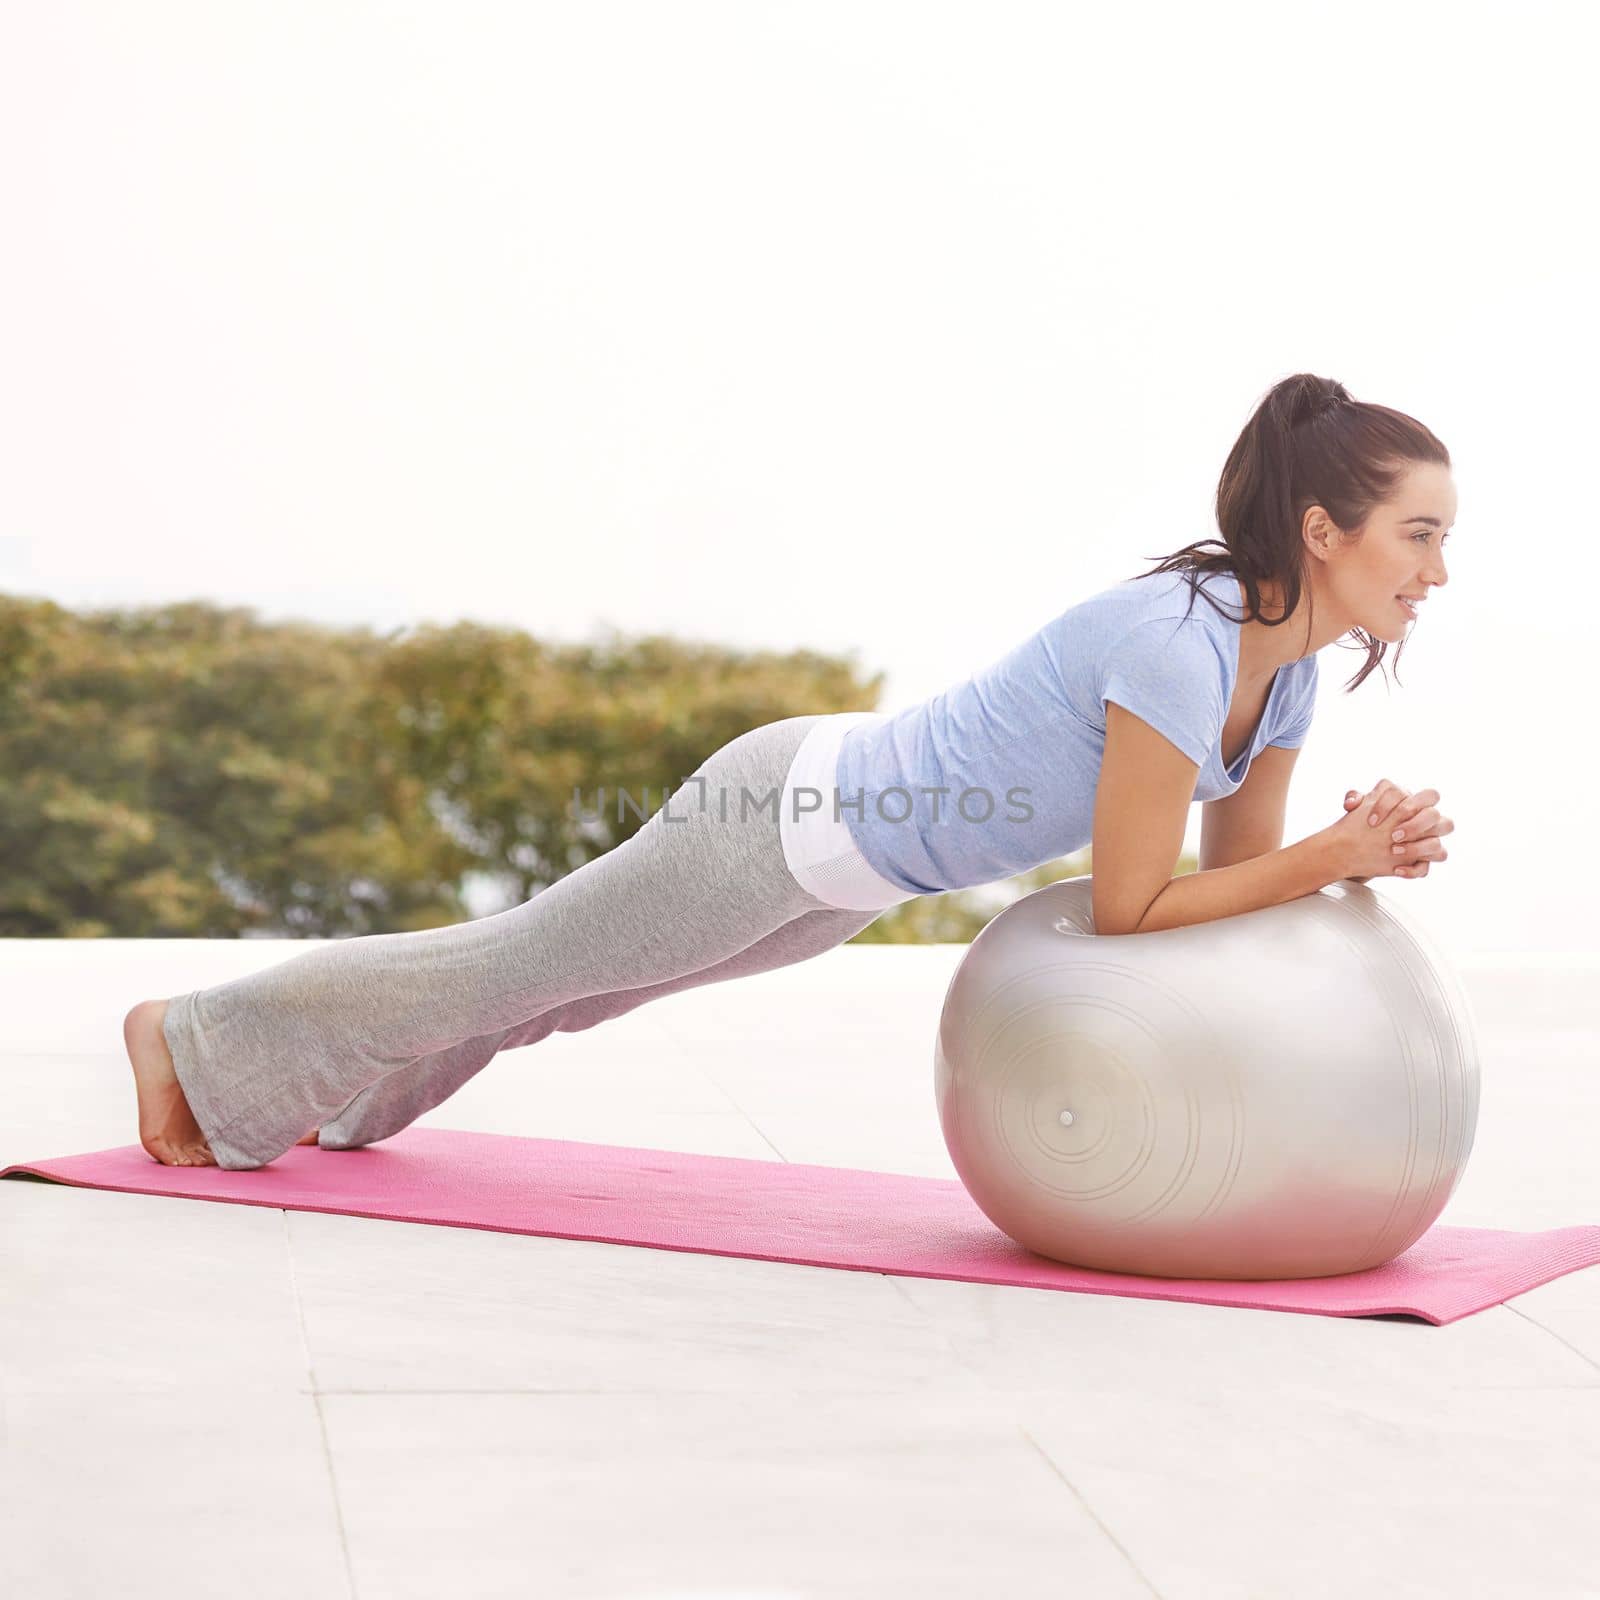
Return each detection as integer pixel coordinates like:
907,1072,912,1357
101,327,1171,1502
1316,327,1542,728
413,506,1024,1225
1384,788,1441,839
1345,786,1454,879
1365,780,1412,828
1365,782,1453,836
1388,819,1440,857
1393,813,1456,843
1394,837,1449,878
1395,839,1449,863
1408,819,1459,844
1391,806,1454,843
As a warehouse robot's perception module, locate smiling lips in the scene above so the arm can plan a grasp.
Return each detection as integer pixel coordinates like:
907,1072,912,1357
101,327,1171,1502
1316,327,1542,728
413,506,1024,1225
1396,594,1425,619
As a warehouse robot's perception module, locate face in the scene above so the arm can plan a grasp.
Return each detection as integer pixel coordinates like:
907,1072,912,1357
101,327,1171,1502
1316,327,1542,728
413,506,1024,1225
1308,462,1456,643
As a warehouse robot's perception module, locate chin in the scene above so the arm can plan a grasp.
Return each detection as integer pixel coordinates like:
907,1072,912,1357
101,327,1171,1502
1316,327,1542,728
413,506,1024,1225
1369,601,1415,642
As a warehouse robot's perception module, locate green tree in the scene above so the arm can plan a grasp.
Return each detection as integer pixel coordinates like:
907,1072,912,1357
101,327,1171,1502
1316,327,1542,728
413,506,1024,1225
0,592,1194,942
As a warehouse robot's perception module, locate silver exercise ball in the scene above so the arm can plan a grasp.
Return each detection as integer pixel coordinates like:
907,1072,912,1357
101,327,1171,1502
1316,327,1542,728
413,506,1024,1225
934,877,1481,1280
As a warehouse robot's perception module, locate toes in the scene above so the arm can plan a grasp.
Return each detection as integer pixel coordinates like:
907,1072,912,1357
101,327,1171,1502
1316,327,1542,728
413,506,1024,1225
146,1138,211,1168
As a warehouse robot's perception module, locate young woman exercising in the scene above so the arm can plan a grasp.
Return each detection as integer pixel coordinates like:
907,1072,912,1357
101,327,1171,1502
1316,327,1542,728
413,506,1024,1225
125,371,1456,1169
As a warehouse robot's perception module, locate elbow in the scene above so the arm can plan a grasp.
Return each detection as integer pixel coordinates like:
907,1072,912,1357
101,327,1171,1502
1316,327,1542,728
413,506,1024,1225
1091,894,1154,938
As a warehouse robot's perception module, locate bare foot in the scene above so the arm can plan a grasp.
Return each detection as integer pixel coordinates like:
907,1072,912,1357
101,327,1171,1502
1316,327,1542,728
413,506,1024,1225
296,1128,320,1146
124,998,217,1167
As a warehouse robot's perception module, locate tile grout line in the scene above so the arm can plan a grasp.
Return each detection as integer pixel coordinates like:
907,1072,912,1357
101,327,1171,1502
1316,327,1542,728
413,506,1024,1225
878,1273,1166,1598
1501,1300,1600,1373
1018,1424,1168,1600
653,1011,794,1163
280,1207,360,1600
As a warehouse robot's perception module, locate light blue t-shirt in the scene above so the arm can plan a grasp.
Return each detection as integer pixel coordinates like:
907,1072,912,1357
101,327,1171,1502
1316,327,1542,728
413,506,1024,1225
833,566,1320,895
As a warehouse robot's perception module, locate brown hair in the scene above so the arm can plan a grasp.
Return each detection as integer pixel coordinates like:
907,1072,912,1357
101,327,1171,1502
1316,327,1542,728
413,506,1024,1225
1127,372,1451,691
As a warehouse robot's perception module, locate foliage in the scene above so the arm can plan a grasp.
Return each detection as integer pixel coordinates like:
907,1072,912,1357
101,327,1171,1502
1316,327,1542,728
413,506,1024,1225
0,591,1194,942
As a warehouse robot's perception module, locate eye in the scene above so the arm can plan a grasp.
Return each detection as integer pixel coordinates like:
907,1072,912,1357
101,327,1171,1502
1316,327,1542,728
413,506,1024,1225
1412,529,1452,544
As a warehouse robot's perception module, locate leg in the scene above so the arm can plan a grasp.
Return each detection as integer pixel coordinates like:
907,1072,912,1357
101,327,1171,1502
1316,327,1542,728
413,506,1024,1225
162,714,839,1169
318,903,883,1149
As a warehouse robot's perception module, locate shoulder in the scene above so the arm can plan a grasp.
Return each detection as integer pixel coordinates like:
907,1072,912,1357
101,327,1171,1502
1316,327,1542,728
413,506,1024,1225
1121,567,1236,637
1099,612,1229,763
1103,607,1228,680
1054,568,1227,700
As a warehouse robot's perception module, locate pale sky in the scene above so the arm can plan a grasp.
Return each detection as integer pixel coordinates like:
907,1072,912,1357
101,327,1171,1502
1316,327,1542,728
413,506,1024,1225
2,1,1595,960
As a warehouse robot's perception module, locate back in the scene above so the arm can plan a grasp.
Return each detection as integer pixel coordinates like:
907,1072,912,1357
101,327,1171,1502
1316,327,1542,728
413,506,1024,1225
833,566,1319,894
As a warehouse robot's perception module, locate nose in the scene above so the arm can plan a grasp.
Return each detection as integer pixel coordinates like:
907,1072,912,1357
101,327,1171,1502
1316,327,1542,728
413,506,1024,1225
1425,554,1449,590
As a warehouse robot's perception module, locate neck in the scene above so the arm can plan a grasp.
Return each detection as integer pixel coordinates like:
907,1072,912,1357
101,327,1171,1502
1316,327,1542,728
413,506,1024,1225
1234,575,1323,681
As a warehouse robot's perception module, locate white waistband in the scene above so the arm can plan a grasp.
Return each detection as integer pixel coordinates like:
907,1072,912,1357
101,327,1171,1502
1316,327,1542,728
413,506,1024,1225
778,712,920,912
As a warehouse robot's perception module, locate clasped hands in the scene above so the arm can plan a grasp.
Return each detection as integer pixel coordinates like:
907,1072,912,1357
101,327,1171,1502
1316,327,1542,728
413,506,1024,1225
1332,780,1454,883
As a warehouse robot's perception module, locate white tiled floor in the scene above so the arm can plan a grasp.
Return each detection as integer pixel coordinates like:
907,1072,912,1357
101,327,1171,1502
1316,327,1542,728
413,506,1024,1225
3,939,1598,1599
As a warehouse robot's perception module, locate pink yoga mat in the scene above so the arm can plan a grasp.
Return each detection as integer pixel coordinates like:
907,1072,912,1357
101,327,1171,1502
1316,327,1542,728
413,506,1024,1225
4,1127,1597,1325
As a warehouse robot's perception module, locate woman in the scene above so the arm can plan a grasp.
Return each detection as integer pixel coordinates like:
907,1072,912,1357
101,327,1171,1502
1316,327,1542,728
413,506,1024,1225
125,370,1456,1169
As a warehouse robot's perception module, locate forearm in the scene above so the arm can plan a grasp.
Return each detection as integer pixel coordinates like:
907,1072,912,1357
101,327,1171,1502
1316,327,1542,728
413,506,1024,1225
1135,829,1344,934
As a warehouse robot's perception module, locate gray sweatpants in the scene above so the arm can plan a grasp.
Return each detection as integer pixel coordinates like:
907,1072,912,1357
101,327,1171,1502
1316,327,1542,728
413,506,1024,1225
162,713,890,1169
